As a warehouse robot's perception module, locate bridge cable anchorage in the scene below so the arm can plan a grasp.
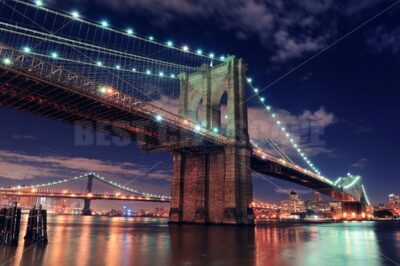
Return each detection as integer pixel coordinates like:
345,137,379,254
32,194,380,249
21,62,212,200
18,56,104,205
245,77,325,178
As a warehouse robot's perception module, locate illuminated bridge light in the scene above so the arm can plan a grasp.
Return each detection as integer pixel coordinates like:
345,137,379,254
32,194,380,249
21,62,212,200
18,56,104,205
100,20,109,28
23,46,31,53
2,58,11,65
50,52,58,59
209,53,215,59
71,11,80,19
195,125,201,131
155,115,163,122
148,36,154,41
96,61,103,67
159,72,164,77
146,69,151,75
126,28,134,35
182,45,189,52
35,0,43,6
246,77,252,83
166,41,173,47
197,49,203,55
220,56,225,61
115,65,121,70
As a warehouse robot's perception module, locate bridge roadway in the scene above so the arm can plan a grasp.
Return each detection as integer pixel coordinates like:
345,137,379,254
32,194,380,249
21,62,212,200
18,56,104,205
0,45,357,202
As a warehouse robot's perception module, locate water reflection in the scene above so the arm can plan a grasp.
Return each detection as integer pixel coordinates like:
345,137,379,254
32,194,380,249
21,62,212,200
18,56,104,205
0,215,399,266
169,225,255,265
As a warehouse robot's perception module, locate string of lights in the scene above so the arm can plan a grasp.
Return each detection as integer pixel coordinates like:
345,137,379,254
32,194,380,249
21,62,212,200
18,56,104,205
0,172,171,199
0,0,332,183
15,0,226,62
245,77,323,177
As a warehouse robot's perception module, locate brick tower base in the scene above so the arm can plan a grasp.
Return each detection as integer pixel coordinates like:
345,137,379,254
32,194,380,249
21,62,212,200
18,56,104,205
169,145,254,225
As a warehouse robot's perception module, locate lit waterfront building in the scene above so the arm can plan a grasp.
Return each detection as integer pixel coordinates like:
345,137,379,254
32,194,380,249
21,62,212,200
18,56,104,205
389,194,400,208
0,195,15,206
306,200,342,218
314,191,321,202
388,194,400,215
280,191,305,218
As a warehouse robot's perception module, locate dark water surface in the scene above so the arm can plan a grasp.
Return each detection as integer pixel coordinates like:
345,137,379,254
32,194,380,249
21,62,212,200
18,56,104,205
0,215,399,266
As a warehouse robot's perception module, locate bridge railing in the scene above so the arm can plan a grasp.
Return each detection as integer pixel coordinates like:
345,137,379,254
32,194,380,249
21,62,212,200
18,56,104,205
0,45,233,146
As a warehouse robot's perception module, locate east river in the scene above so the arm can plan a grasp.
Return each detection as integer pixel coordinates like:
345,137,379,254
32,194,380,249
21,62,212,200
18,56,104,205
0,215,399,266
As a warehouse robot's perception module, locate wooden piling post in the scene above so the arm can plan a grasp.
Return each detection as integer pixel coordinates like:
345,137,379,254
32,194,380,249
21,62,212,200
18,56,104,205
0,202,21,246
0,207,6,243
24,204,35,241
25,204,48,244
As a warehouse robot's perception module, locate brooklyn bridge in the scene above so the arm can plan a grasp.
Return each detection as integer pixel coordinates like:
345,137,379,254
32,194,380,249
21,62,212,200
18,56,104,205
0,0,370,225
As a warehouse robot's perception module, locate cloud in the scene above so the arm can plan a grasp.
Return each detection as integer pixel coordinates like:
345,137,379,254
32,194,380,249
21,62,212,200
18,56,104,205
351,158,368,169
300,72,313,81
0,150,171,182
82,0,342,62
367,25,400,55
153,96,336,157
247,105,336,156
275,188,312,195
11,134,37,140
345,0,381,15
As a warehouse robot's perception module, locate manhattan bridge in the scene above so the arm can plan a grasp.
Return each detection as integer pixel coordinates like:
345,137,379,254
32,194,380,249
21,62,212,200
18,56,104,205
0,0,370,224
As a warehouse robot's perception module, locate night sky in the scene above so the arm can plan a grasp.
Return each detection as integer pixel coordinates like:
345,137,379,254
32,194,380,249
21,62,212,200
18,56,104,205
1,0,399,207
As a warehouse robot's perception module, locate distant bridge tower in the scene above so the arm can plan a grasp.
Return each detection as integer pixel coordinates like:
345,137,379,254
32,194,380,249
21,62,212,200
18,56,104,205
169,56,254,225
335,174,369,219
81,174,94,215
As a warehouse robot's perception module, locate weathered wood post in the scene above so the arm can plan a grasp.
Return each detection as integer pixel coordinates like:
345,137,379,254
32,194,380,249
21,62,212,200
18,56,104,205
24,204,36,241
25,204,47,244
0,202,21,246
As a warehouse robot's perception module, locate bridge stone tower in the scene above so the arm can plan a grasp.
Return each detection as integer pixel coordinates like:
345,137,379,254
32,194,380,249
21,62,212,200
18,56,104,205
169,56,254,225
81,174,94,215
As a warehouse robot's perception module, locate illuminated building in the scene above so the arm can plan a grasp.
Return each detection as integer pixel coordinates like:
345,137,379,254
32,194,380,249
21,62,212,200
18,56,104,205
280,191,305,217
389,194,400,208
314,191,321,202
306,200,342,218
389,194,400,215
